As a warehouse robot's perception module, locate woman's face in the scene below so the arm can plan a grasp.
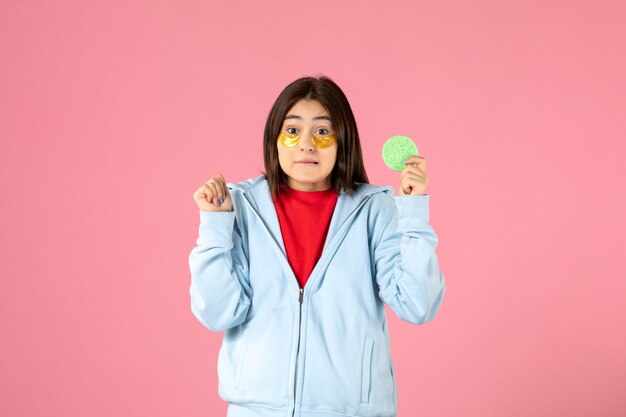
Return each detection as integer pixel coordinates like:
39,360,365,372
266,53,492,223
277,99,338,191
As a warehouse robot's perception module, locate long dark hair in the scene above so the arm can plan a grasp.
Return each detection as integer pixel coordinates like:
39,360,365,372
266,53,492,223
262,75,369,197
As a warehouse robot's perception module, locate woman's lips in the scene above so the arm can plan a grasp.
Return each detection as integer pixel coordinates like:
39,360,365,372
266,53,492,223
295,160,318,164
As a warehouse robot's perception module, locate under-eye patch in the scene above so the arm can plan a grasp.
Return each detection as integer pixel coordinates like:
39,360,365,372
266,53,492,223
277,132,301,148
277,132,337,149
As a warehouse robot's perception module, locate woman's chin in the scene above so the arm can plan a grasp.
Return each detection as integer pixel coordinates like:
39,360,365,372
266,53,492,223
287,176,332,191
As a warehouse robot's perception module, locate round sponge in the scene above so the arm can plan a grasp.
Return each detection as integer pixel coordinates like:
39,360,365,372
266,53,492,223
382,135,419,171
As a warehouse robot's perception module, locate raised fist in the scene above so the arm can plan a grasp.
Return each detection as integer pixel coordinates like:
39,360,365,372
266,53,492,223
192,174,233,212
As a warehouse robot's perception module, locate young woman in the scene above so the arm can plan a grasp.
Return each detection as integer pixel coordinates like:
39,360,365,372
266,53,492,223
189,75,446,417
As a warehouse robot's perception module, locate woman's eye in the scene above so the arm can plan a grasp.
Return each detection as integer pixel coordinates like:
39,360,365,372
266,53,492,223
316,128,329,135
286,127,298,135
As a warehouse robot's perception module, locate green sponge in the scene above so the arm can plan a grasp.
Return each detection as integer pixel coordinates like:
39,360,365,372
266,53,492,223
382,135,419,171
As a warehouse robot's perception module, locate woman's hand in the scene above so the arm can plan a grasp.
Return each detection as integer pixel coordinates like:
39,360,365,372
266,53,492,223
399,156,428,196
192,174,233,212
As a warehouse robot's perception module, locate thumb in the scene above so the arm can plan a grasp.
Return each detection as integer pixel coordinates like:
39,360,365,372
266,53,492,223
217,173,231,196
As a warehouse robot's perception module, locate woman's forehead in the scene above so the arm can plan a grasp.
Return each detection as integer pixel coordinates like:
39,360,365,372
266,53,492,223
285,99,330,118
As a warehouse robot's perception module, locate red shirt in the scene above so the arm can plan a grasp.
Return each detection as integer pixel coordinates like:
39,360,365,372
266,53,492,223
273,185,338,289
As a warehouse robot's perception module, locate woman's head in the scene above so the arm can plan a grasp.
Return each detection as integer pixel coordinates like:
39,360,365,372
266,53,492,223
263,75,369,197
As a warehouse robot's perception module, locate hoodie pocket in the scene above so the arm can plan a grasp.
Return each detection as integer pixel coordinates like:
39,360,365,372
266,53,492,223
360,336,374,404
234,330,248,389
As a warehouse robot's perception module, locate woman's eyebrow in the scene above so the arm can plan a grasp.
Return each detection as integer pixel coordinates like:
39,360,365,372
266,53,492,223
284,114,332,121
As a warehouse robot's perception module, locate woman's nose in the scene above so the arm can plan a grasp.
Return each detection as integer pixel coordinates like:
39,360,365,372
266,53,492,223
298,133,315,151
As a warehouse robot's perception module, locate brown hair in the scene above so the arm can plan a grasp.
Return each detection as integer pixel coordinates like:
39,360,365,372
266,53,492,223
262,75,369,197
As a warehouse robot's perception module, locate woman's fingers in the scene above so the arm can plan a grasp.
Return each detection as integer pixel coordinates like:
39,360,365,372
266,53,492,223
404,156,426,173
204,180,221,205
400,156,428,196
215,174,228,201
193,174,232,212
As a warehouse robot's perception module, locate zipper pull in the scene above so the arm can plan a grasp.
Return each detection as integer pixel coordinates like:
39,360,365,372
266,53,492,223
299,288,304,303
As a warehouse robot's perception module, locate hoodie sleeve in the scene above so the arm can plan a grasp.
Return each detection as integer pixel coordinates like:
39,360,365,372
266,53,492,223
373,194,446,325
189,210,252,332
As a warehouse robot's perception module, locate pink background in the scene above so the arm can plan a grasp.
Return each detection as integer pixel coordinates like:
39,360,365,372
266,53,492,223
1,1,625,416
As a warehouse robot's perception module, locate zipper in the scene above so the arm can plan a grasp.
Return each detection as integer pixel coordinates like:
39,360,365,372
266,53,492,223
288,195,374,416
239,188,381,415
292,287,304,417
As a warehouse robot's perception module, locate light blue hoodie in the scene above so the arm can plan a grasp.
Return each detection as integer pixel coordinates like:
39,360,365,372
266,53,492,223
189,175,446,417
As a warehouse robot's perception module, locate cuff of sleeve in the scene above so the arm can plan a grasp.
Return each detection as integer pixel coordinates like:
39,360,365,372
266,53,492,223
197,210,236,244
393,194,430,228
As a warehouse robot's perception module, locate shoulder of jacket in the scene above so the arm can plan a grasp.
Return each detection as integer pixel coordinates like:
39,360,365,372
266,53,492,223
354,182,395,203
356,183,397,221
226,175,267,194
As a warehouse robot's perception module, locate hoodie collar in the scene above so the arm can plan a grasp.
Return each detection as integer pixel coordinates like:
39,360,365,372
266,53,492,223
228,175,392,255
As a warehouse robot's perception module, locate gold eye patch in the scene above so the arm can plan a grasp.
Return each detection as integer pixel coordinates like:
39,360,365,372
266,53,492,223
311,133,337,149
277,132,337,149
277,132,301,147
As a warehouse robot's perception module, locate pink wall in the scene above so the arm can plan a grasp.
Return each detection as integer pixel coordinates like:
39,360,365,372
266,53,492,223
1,1,625,416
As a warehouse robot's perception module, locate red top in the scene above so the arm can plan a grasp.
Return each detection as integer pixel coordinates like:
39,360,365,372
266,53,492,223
273,185,339,289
